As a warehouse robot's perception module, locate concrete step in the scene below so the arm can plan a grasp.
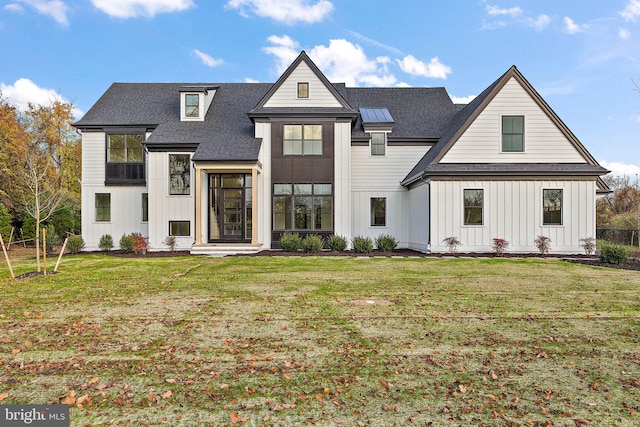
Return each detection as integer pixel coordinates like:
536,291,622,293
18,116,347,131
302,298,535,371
190,244,262,257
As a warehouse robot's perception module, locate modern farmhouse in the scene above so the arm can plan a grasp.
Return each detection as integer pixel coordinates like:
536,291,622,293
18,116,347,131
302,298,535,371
73,51,609,254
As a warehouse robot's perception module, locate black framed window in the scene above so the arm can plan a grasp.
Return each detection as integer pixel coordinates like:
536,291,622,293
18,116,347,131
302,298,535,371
370,197,386,226
463,189,483,225
502,116,524,152
543,189,563,225
169,221,190,236
283,124,322,155
371,132,386,156
106,133,145,185
185,94,200,118
95,193,111,222
273,183,332,231
141,193,148,222
169,154,191,195
297,82,309,98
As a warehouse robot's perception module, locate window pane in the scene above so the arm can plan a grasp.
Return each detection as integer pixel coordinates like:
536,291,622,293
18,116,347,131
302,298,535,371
314,184,332,195
274,184,292,195
304,124,322,140
169,154,191,195
185,94,199,117
222,175,243,188
108,135,125,162
370,197,386,226
294,196,313,229
543,189,562,225
273,196,292,230
303,139,323,155
126,135,143,162
95,193,110,222
294,184,312,195
284,125,302,140
283,140,302,155
371,133,385,156
142,193,148,222
502,116,524,152
297,82,309,98
314,196,333,230
463,189,483,225
169,221,190,236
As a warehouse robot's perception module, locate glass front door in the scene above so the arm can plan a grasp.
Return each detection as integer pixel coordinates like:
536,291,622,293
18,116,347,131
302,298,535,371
209,173,252,242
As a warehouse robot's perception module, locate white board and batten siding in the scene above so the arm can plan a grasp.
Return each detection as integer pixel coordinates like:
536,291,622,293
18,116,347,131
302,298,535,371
263,62,342,108
441,77,586,164
80,131,149,251
429,179,597,253
350,145,431,247
406,182,430,252
147,151,195,251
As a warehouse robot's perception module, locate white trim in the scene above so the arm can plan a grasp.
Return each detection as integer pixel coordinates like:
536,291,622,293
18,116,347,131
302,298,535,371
180,92,204,121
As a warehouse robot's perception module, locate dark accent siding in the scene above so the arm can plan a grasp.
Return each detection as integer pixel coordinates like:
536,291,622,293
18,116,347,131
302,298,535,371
271,122,334,183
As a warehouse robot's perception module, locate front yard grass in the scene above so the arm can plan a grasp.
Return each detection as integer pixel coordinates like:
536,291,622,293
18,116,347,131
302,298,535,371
0,255,639,426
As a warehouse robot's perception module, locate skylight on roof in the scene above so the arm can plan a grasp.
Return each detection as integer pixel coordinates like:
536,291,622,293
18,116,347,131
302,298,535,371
360,108,394,124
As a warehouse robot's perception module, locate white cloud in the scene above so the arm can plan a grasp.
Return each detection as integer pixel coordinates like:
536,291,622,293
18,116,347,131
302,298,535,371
621,0,640,22
619,28,632,39
91,0,194,18
20,0,69,26
244,77,260,83
450,94,477,104
264,36,451,87
396,55,452,80
226,0,333,24
600,160,640,178
529,14,550,31
563,16,587,34
193,49,223,68
263,35,301,74
0,78,82,118
486,4,522,18
345,30,403,55
264,36,399,87
4,3,24,12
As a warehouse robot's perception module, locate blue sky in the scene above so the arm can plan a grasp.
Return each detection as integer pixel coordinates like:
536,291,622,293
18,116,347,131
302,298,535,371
2,0,640,177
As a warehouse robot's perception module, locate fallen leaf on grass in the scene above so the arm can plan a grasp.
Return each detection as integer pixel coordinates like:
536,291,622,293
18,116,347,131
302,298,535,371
230,412,239,424
0,392,8,401
161,390,172,399
459,384,467,394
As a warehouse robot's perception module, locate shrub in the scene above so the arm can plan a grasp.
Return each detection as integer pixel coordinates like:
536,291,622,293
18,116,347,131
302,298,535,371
579,237,596,255
301,234,323,253
491,237,509,255
99,234,114,251
280,232,301,252
442,236,461,254
130,234,148,255
164,236,177,251
327,234,348,252
600,244,629,264
119,233,134,253
352,236,373,254
534,235,552,255
66,235,85,253
375,234,398,252
50,205,75,240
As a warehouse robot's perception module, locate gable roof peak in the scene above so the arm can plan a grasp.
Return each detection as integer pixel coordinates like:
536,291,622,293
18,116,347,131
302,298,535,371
250,50,353,113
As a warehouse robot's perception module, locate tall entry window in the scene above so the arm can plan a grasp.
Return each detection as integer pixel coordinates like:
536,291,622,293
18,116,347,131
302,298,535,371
273,183,332,231
209,174,252,242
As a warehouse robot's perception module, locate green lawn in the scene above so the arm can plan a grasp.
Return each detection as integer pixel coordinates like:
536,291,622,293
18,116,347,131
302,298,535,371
0,254,639,426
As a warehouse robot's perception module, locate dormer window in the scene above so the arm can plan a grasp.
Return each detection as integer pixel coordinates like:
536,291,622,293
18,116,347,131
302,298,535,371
297,82,309,99
185,94,200,118
179,86,218,122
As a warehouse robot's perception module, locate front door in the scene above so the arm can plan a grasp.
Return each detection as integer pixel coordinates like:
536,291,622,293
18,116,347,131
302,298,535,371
209,173,252,242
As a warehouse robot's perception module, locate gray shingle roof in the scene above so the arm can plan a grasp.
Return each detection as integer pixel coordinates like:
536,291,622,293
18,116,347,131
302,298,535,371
74,82,272,162
346,87,461,140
